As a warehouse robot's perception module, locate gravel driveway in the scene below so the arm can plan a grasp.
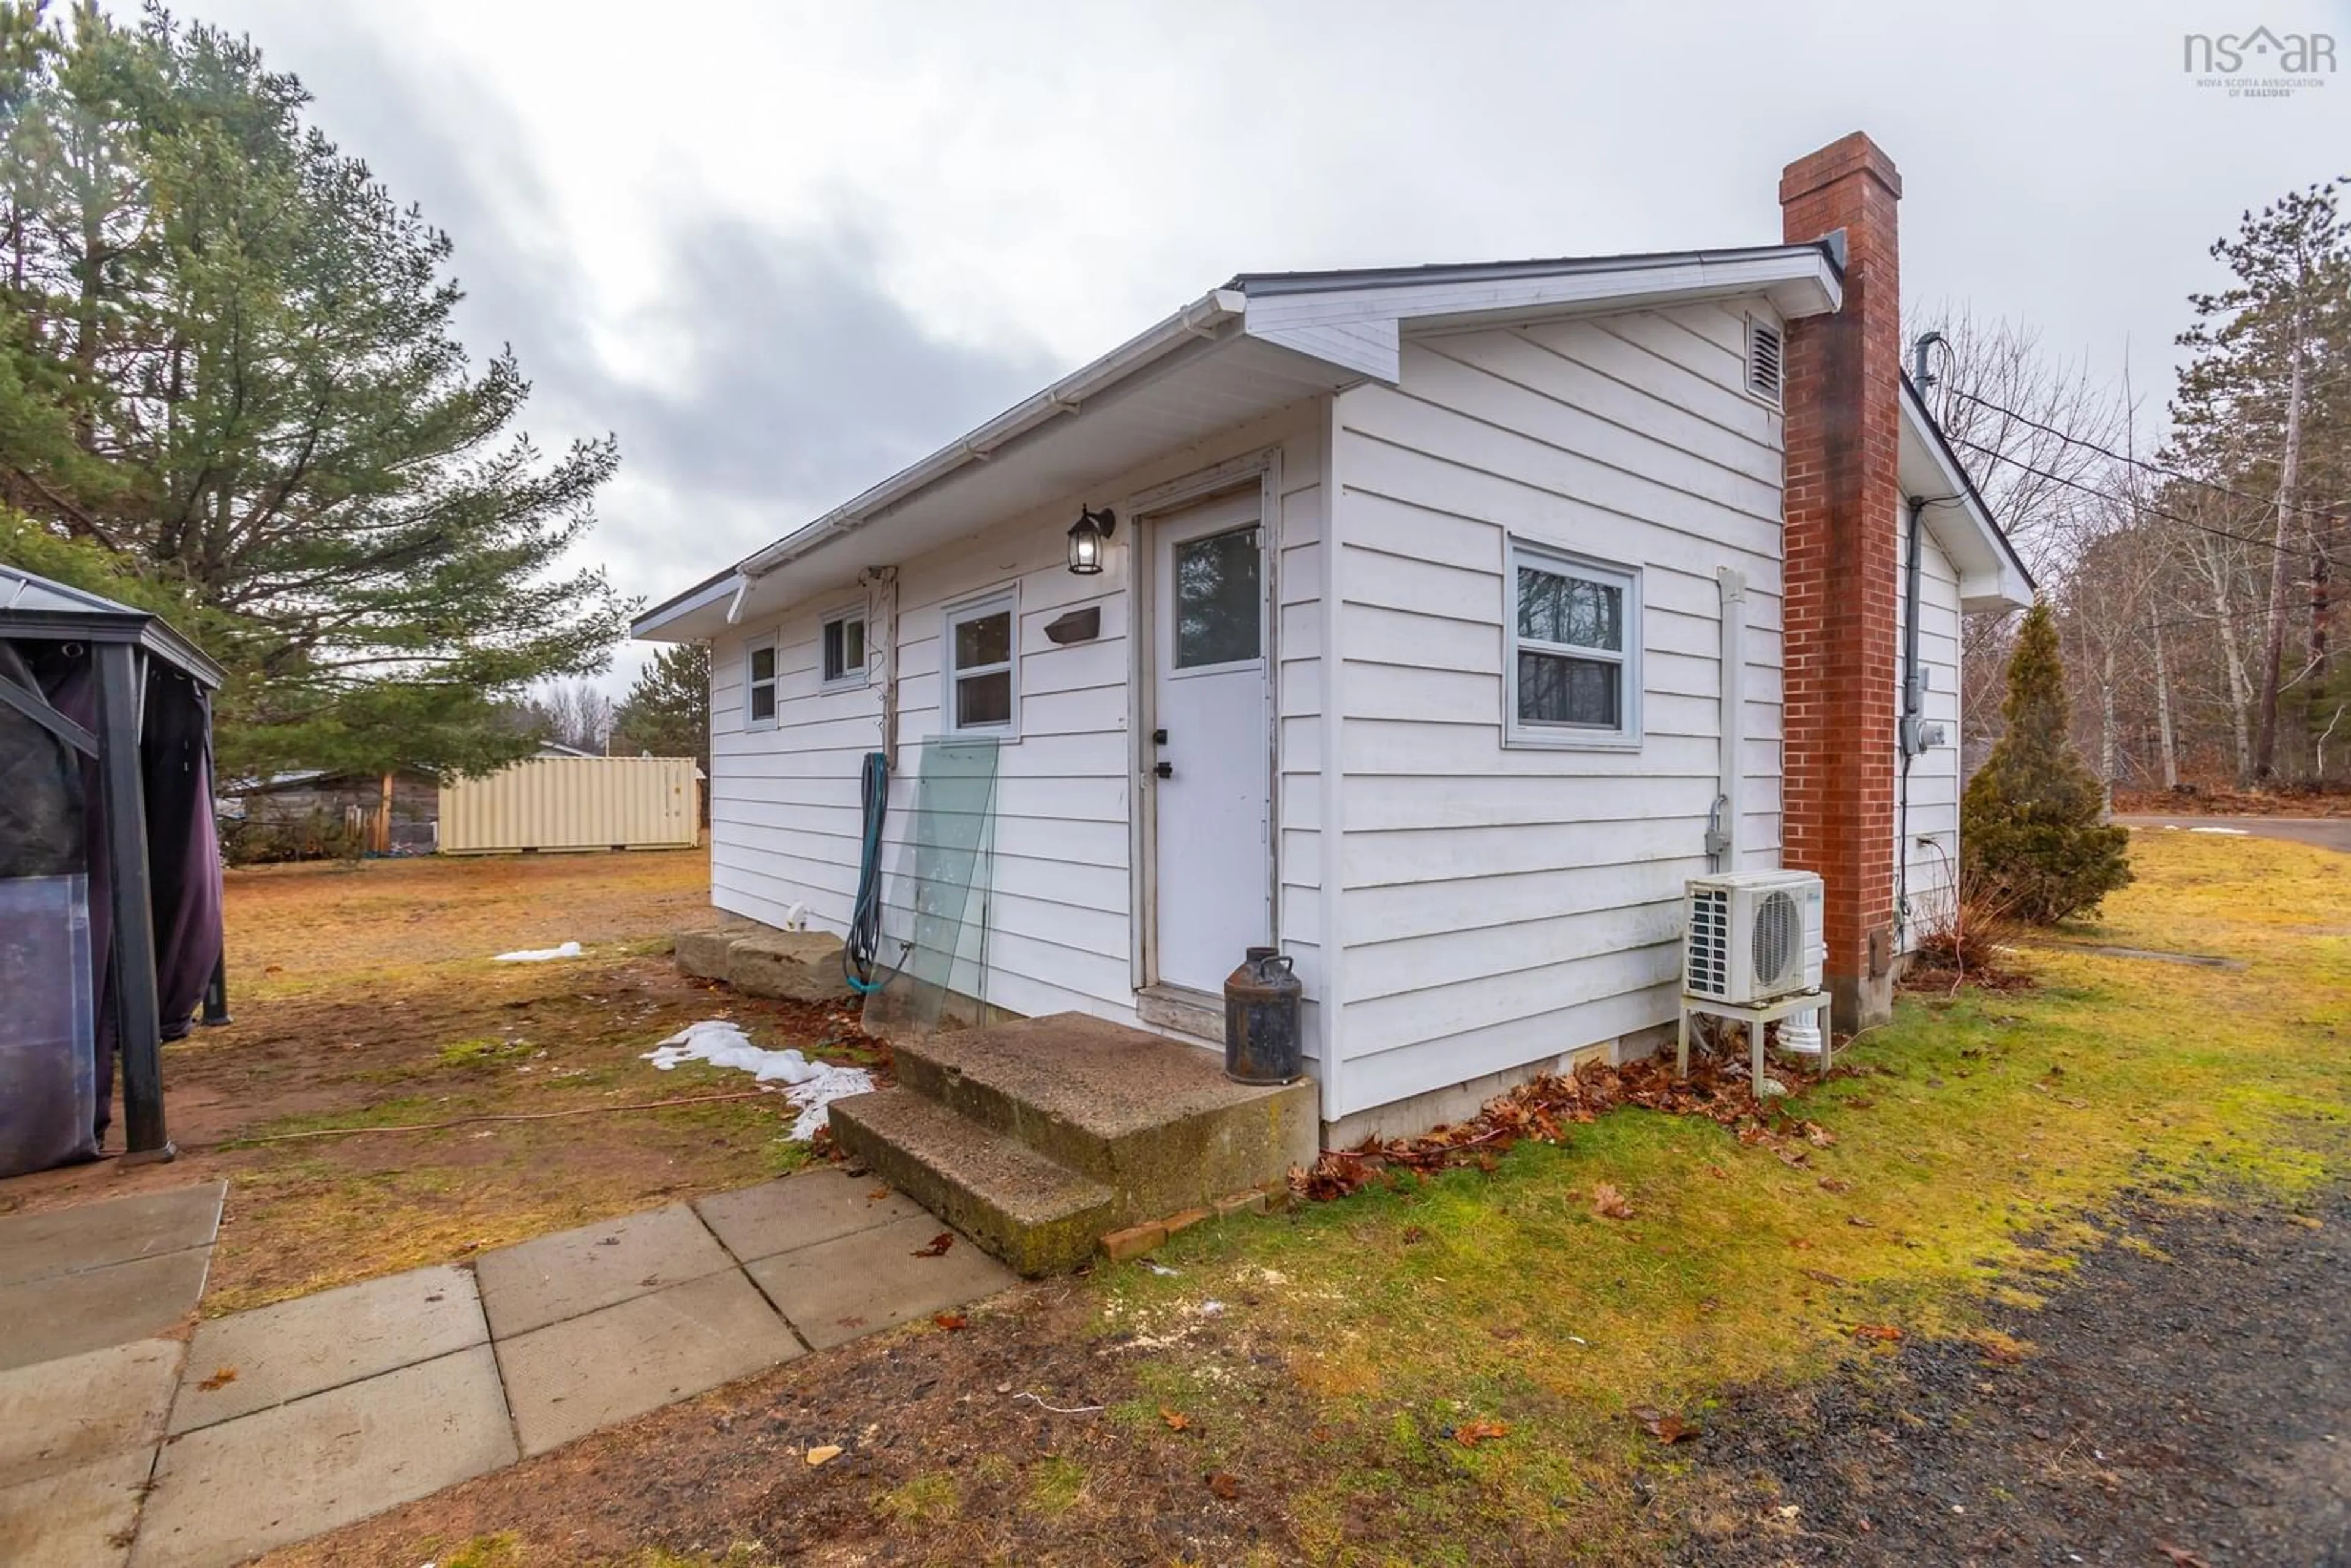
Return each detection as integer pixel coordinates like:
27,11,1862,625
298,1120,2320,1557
1676,1186,2351,1566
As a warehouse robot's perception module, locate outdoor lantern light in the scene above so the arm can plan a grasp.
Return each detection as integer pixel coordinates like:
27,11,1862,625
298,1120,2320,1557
1067,505,1116,575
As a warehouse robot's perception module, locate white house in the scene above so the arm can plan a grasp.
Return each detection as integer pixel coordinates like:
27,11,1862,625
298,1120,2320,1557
635,133,2030,1143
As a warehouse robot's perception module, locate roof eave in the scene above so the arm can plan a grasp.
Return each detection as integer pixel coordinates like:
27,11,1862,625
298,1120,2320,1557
1899,375,2035,613
632,568,741,642
653,242,1849,630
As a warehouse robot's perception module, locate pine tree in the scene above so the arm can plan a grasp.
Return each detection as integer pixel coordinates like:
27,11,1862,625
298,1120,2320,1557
612,643,710,769
2169,178,2351,781
1962,601,2133,923
0,7,631,782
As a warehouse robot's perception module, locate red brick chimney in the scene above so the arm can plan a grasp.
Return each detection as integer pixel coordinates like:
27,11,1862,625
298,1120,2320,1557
1779,133,1902,1031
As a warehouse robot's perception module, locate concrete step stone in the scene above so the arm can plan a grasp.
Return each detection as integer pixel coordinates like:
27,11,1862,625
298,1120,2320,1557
473,1202,734,1340
0,1338,180,1490
0,1448,154,1568
891,1013,1317,1217
493,1269,803,1457
169,1264,485,1433
829,1088,1116,1276
130,1345,514,1568
0,1250,213,1373
725,929,852,1002
694,1166,928,1264
744,1212,1018,1349
0,1182,223,1288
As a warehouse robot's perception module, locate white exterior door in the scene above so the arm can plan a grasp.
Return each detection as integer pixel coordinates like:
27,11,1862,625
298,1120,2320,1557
1150,493,1271,994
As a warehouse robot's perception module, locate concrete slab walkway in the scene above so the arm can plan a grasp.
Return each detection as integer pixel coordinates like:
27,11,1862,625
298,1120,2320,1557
0,1166,1015,1568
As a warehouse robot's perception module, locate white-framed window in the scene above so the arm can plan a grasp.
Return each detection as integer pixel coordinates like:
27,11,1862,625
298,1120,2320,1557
1505,540,1641,748
942,586,1019,737
820,606,868,689
744,634,779,730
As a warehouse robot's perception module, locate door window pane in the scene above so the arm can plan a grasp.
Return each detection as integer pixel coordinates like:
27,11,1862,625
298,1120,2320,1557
955,670,1011,729
1173,527,1261,668
954,610,1010,671
1517,650,1620,727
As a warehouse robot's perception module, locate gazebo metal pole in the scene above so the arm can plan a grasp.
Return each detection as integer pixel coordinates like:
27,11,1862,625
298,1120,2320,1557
97,642,171,1161
198,692,230,1027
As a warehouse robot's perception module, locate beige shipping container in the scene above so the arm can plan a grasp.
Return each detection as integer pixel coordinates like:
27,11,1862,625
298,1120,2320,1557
438,756,702,854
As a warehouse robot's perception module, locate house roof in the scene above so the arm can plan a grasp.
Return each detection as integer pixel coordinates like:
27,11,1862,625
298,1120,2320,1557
633,242,1846,641
1897,375,2035,613
0,563,225,687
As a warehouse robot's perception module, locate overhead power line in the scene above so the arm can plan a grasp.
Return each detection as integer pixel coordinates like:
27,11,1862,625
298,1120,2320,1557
1940,386,2342,527
1943,432,2350,572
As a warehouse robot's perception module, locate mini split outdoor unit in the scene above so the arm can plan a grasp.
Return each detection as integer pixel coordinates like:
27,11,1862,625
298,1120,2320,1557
1682,871,1825,1006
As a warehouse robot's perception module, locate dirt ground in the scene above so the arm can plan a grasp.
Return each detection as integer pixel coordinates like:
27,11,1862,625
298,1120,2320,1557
0,850,876,1315
247,830,2349,1568
1676,1182,2351,1566
260,1182,2351,1568
2113,784,2351,818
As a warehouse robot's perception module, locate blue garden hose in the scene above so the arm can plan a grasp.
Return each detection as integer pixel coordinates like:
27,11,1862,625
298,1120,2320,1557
842,751,894,994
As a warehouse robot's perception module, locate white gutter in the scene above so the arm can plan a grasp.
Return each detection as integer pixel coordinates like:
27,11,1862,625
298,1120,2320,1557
736,287,1247,583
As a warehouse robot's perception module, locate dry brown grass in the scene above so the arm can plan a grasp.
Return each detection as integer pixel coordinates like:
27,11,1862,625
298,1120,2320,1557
0,850,876,1314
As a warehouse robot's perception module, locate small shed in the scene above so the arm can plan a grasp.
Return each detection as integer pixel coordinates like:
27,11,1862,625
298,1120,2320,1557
1,563,226,1171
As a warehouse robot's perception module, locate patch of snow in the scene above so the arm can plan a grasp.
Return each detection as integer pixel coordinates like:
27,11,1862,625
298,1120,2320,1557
2188,825,2250,836
642,1019,874,1140
492,941,582,962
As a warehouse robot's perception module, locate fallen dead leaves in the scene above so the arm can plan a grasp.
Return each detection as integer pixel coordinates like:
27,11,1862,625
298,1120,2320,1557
1853,1323,1905,1344
1589,1182,1635,1220
1452,1418,1511,1447
1160,1406,1193,1432
195,1365,238,1392
1291,1048,1856,1200
931,1311,967,1331
910,1232,954,1258
1205,1471,1241,1501
1632,1406,1702,1444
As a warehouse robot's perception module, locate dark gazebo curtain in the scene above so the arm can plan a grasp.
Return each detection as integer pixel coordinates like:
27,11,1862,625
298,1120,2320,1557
0,643,223,1174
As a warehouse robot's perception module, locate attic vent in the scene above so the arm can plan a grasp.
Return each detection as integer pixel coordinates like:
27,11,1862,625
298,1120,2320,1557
1745,317,1785,404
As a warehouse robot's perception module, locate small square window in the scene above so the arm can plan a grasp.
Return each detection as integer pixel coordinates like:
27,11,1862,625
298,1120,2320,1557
943,588,1019,737
1505,542,1641,748
821,609,867,688
745,638,778,729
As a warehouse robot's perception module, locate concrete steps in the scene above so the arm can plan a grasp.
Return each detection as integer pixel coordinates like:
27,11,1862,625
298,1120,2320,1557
828,1091,1115,1277
828,1013,1316,1275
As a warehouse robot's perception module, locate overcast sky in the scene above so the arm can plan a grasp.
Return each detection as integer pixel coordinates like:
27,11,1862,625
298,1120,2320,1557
190,0,2349,689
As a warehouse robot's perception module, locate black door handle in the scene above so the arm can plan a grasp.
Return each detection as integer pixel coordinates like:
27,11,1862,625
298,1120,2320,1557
1152,728,1168,745
1154,760,1174,778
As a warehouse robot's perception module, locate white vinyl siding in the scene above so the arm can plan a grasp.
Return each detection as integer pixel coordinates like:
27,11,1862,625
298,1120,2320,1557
1325,301,1789,1122
1897,517,1965,953
707,405,1325,1054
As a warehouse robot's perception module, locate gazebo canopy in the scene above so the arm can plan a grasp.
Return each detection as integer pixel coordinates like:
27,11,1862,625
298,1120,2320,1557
0,565,225,688
1,561,227,1169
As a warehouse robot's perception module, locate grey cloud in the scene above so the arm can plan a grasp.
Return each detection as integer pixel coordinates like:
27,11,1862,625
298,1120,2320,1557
606,219,1057,509
230,7,1053,606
